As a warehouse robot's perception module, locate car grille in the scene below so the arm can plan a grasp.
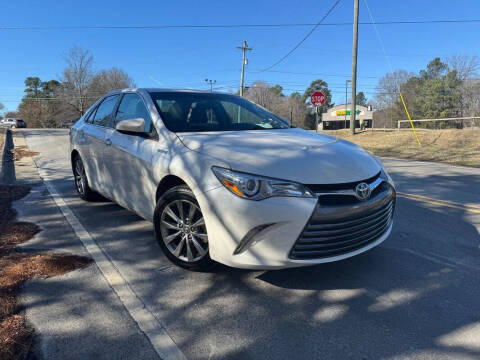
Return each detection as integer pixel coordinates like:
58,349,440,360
305,171,381,193
289,184,395,260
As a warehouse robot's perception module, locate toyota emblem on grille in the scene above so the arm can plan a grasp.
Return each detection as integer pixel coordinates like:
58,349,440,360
355,182,371,201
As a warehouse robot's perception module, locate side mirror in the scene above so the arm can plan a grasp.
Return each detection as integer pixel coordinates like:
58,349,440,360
115,118,146,134
282,117,292,127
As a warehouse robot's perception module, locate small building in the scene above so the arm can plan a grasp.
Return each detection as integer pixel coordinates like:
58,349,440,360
319,104,373,130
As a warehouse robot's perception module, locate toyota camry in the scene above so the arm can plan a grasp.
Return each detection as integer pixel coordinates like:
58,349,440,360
70,88,395,270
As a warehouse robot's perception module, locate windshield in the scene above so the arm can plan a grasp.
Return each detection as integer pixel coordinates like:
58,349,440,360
149,92,289,132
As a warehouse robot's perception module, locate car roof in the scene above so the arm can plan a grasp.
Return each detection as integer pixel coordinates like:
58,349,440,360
108,88,231,95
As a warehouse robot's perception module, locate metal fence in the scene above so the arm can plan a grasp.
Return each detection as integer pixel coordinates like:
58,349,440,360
397,116,480,130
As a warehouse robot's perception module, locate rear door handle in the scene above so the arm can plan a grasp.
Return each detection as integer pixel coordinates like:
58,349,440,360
105,139,112,146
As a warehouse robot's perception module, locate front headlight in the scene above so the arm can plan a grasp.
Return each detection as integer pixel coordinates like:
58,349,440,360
212,167,315,200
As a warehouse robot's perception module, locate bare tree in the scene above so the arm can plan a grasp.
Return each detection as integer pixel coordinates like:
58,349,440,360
89,67,136,96
458,79,480,116
275,93,306,127
446,54,479,80
59,46,94,116
4,111,19,118
18,100,57,128
0,102,4,111
374,70,414,109
243,82,310,127
245,81,282,112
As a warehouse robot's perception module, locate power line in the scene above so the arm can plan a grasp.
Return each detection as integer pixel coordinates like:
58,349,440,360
248,69,380,79
250,41,459,58
1,19,480,30
258,0,342,72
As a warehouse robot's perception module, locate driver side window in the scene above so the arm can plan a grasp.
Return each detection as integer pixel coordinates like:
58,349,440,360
115,93,151,131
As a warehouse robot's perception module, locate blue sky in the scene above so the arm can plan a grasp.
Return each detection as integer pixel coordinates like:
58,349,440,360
1,0,479,112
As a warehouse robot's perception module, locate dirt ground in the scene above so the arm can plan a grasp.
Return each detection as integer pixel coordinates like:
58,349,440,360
328,129,480,168
13,146,39,161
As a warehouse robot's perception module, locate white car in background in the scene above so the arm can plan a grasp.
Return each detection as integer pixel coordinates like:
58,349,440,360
70,89,395,270
0,118,27,128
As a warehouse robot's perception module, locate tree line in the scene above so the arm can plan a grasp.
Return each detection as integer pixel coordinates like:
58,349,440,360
1,45,367,129
5,46,135,128
243,80,367,129
2,48,477,130
243,56,479,130
373,55,480,128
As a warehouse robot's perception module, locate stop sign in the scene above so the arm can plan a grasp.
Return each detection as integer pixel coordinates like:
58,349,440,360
310,91,325,107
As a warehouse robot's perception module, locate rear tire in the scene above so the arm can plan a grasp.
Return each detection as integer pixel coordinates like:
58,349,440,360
72,155,97,201
154,185,215,271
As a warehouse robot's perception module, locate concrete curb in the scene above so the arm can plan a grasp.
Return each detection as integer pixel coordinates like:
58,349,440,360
0,129,16,183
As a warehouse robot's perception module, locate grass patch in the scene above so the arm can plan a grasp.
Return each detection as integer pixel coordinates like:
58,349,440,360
0,185,91,360
328,129,480,168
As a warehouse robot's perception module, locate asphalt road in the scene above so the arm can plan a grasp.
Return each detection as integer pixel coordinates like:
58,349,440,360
20,129,480,360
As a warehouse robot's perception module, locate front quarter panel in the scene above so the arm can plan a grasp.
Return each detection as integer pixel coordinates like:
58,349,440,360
198,186,318,268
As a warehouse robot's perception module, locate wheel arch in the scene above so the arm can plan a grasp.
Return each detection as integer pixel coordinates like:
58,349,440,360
155,174,188,203
71,149,80,171
71,149,93,185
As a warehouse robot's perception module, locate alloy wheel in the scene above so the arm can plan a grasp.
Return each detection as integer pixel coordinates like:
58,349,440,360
160,199,208,262
74,158,87,196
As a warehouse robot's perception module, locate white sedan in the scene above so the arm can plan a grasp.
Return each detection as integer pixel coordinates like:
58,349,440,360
70,88,395,270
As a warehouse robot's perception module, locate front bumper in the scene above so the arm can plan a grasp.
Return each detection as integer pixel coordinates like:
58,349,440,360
196,179,395,270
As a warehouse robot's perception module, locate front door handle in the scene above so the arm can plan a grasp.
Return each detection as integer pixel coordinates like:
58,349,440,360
105,139,112,146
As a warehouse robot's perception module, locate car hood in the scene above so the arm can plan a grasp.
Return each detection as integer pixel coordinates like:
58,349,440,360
177,128,381,184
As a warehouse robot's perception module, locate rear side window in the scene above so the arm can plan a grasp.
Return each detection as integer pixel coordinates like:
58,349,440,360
116,94,150,123
93,95,119,127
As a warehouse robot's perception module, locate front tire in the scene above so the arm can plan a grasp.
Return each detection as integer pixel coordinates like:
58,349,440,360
154,185,214,271
72,155,97,201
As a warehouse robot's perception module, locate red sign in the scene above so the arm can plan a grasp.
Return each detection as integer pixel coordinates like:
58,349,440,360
310,91,325,107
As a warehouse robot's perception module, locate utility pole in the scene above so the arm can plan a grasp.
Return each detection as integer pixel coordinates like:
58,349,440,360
345,79,351,129
205,79,216,92
350,0,359,135
237,40,252,96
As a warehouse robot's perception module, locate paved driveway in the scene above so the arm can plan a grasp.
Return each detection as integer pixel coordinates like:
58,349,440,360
21,129,480,360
